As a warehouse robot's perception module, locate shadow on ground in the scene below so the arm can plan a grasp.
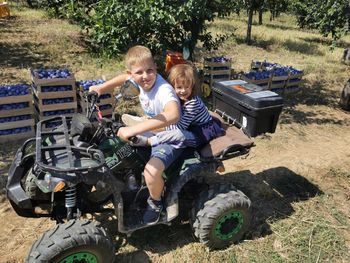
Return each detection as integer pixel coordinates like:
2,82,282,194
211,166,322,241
279,80,350,126
0,17,50,72
0,42,50,69
300,36,350,49
263,23,298,31
235,36,277,50
234,35,323,56
221,166,323,239
108,166,322,256
282,39,324,56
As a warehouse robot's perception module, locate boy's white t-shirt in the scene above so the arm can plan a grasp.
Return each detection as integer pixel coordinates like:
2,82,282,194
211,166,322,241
139,74,179,117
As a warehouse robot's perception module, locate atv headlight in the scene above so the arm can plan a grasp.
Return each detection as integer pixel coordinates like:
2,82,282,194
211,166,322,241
36,173,67,193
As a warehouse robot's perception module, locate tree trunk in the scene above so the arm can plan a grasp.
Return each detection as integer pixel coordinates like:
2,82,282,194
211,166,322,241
189,18,202,61
259,8,263,25
246,8,254,45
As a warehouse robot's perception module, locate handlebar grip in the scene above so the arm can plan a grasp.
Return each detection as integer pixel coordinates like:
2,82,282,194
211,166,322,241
129,136,138,143
87,91,99,103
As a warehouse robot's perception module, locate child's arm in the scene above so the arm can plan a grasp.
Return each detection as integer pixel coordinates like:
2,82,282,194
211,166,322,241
172,99,199,130
89,73,129,96
117,101,180,141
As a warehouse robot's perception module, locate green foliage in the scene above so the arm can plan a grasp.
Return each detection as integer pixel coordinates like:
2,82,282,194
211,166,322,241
27,0,97,19
84,0,237,58
31,0,238,58
290,0,350,46
265,0,289,19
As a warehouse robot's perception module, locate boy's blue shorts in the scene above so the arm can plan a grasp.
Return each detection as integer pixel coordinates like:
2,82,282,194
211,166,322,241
151,143,184,169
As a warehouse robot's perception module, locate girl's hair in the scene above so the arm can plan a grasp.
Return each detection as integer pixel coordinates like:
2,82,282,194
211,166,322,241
168,63,199,99
125,45,154,70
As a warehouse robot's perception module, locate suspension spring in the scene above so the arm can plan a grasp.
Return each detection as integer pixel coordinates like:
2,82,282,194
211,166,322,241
65,186,77,208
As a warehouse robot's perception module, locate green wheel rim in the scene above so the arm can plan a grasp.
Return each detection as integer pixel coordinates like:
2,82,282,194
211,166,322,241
214,211,244,240
59,252,98,263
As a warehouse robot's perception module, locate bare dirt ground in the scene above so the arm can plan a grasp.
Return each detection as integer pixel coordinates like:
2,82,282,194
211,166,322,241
0,6,349,263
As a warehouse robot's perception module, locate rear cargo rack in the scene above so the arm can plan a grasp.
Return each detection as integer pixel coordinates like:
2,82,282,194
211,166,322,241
35,116,105,173
214,108,250,136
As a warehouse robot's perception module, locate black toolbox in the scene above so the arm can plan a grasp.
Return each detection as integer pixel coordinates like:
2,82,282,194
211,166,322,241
212,80,283,137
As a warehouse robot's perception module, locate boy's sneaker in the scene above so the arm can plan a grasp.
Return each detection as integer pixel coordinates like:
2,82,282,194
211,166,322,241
143,197,163,225
121,114,146,126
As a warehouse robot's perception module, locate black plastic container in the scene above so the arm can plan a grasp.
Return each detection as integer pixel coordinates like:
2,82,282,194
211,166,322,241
212,80,283,137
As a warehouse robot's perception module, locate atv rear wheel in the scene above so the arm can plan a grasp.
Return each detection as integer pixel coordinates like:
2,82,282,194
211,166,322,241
190,183,251,249
27,219,115,263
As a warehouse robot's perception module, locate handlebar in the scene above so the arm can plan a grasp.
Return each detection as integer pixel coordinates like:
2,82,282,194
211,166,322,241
128,136,138,143
84,90,142,146
85,91,103,120
87,91,99,104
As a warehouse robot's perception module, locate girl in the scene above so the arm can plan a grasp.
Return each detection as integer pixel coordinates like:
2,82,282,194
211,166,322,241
134,63,224,148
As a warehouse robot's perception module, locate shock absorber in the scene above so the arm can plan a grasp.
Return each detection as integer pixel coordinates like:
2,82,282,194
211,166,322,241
65,186,77,220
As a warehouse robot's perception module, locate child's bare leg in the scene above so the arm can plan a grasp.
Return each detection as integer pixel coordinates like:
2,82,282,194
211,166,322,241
144,157,165,200
142,144,183,223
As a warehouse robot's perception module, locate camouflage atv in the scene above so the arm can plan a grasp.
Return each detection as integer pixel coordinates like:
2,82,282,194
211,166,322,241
6,81,253,262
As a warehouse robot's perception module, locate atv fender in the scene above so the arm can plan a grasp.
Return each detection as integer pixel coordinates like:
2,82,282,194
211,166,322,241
6,148,34,210
165,158,218,221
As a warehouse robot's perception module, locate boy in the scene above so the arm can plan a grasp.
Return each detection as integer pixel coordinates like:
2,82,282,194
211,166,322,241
90,45,182,224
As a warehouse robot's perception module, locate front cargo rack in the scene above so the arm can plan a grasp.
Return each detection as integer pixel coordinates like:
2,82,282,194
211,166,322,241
35,116,105,173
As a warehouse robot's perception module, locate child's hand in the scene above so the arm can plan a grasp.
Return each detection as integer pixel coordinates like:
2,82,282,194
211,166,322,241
117,126,136,142
89,85,102,96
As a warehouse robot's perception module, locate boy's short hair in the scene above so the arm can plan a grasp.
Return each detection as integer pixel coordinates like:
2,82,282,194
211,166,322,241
125,45,154,70
168,63,199,98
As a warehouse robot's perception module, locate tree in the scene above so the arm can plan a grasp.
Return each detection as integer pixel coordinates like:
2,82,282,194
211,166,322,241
32,0,241,58
290,0,350,45
242,0,264,44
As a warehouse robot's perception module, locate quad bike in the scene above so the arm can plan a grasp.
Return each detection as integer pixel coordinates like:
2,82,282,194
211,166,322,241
6,80,254,262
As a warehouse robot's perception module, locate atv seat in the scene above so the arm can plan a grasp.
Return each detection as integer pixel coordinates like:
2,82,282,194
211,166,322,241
199,112,254,161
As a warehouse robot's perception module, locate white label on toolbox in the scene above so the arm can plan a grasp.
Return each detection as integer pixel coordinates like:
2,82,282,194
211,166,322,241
219,80,247,85
242,116,247,128
246,91,277,99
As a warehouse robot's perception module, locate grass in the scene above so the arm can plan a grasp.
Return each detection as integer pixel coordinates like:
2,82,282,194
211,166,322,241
1,3,350,263
268,197,348,263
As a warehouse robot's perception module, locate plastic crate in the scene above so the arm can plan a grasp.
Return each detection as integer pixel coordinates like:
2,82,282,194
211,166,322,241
0,2,10,18
203,57,232,95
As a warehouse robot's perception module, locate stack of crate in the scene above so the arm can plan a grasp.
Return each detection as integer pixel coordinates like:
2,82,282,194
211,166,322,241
240,72,271,90
202,57,231,97
0,84,35,142
268,68,290,94
76,80,115,120
240,60,272,89
31,69,77,130
241,61,304,95
285,70,304,94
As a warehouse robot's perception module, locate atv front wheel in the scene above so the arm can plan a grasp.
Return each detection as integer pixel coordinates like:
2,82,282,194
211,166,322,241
190,183,251,249
27,219,115,263
24,168,47,200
